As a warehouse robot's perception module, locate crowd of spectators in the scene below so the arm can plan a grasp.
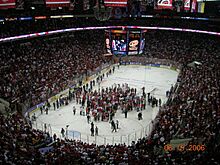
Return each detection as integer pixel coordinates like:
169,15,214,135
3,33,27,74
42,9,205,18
0,30,111,107
0,29,219,164
0,113,50,164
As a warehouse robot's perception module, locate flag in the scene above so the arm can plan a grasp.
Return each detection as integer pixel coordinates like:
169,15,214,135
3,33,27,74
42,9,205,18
46,0,70,7
0,0,16,9
104,0,128,7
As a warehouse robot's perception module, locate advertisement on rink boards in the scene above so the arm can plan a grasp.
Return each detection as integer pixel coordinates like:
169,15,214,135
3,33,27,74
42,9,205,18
120,59,181,72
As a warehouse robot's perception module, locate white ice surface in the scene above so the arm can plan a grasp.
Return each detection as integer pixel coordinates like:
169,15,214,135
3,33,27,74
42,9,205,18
32,65,178,145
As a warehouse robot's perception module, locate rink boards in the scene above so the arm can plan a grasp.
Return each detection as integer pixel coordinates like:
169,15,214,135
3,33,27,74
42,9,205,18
25,61,180,118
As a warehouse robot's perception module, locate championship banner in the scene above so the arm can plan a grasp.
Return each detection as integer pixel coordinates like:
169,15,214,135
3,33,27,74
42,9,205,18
104,0,128,7
184,0,190,11
157,0,173,9
0,0,16,9
184,0,197,12
46,0,70,7
197,2,205,13
191,0,197,12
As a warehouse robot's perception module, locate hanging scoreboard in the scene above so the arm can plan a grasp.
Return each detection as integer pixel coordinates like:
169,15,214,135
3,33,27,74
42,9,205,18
105,29,147,56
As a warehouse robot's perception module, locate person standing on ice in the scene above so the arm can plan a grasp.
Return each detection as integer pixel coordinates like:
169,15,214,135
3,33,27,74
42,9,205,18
87,114,90,123
53,102,56,110
116,120,119,129
45,107,48,115
53,133,57,141
55,99,58,109
95,126,98,136
80,106,84,116
159,98,162,107
111,120,117,132
91,122,94,129
82,93,86,107
46,100,51,110
61,128,65,137
124,109,128,118
40,107,43,114
73,106,76,115
142,87,145,97
31,113,36,121
44,123,47,132
91,127,94,136
138,112,143,120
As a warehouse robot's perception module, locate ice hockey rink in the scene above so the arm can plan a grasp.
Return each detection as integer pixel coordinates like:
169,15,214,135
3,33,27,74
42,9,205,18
31,65,179,145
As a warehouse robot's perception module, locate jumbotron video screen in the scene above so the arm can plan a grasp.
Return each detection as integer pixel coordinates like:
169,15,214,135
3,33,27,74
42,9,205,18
105,29,147,56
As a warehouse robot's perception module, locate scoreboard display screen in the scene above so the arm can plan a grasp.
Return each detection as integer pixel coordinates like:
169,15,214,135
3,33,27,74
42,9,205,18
105,32,112,54
128,32,140,55
139,32,146,54
111,30,127,55
105,29,147,56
